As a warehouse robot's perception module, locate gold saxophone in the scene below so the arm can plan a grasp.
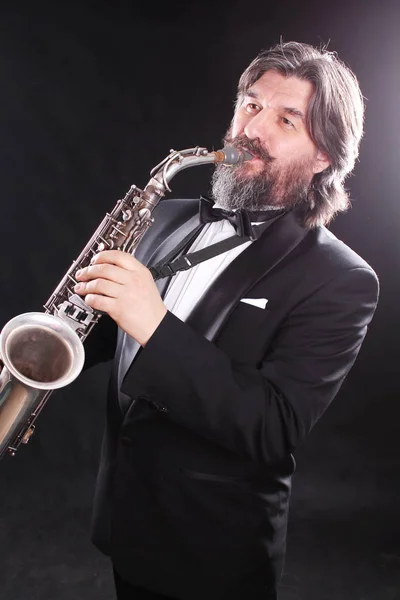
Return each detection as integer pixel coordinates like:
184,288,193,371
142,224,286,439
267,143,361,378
0,145,251,459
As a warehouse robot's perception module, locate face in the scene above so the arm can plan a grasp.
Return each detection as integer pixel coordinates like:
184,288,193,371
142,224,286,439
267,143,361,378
211,70,330,211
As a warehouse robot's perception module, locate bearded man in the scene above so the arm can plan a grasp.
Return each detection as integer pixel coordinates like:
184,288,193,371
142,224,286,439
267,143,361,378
74,41,379,600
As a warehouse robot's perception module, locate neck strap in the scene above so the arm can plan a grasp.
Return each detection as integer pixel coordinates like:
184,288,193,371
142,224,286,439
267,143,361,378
149,211,286,281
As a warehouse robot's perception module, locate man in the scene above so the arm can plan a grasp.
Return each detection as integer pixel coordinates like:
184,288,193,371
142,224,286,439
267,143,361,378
74,41,379,599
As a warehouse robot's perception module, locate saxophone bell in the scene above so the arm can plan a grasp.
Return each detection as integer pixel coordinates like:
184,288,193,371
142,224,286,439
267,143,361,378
0,312,84,458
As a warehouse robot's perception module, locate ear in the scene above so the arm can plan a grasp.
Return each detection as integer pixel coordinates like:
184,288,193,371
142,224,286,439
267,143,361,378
313,150,331,174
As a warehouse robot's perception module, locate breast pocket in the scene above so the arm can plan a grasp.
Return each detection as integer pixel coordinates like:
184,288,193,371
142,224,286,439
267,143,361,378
216,302,276,364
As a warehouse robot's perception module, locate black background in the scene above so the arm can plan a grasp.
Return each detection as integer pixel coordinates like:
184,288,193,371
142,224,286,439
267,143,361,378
0,1,399,599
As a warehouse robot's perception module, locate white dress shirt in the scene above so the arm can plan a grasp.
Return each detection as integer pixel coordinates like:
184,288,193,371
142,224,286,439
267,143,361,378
163,219,253,321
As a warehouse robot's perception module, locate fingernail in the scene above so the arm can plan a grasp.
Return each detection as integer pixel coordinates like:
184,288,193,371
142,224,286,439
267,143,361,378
74,283,82,291
75,269,82,277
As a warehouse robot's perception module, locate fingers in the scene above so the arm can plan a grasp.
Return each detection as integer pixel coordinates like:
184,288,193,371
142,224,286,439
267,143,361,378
76,262,127,285
91,250,141,270
74,278,122,298
83,293,115,315
76,251,144,284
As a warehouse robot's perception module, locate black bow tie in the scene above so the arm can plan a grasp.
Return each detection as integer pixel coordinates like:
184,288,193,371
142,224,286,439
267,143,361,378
199,196,284,240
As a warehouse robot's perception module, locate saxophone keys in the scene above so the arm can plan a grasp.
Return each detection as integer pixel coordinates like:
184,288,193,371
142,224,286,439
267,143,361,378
21,425,36,445
122,209,132,221
138,208,152,220
97,236,113,252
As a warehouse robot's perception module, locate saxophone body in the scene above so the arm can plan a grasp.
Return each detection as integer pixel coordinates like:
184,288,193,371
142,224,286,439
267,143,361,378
0,145,250,459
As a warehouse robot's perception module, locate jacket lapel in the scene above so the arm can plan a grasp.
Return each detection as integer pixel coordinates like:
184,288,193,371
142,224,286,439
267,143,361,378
134,199,200,268
185,211,308,341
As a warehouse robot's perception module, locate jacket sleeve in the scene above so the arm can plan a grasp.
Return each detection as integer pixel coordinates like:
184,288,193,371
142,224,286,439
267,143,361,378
120,266,379,465
82,314,118,371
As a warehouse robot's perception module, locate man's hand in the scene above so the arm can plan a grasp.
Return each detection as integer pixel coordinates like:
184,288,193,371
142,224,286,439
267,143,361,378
74,250,167,346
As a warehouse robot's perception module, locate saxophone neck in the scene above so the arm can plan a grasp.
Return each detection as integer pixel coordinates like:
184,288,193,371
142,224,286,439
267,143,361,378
147,147,214,194
149,145,251,194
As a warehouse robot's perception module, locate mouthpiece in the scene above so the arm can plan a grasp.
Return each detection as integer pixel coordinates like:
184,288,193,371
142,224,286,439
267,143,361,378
214,146,253,166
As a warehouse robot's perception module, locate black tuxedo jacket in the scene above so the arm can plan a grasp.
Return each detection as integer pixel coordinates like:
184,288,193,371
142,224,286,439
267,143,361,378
83,198,379,600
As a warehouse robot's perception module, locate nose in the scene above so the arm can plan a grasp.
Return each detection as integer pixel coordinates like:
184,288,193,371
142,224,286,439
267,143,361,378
243,107,269,141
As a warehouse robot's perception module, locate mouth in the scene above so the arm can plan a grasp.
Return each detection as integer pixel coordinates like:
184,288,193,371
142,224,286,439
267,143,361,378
240,149,256,162
242,153,262,165
237,147,267,164
235,143,273,164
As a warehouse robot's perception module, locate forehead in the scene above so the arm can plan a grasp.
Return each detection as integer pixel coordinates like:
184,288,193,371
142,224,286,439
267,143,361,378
246,70,314,113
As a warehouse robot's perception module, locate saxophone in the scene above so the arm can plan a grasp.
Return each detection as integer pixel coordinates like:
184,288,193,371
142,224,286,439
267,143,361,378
0,145,250,459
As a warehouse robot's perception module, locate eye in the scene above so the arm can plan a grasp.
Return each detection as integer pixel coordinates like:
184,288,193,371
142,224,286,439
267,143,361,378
245,102,261,114
282,116,295,128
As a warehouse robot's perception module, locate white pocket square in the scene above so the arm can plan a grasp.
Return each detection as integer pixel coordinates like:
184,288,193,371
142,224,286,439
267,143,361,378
240,297,269,309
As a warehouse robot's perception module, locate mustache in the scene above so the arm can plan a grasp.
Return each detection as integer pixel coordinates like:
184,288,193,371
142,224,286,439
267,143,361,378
223,134,275,164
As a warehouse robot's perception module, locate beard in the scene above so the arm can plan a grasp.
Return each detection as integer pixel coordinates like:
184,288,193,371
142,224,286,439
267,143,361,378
211,133,315,211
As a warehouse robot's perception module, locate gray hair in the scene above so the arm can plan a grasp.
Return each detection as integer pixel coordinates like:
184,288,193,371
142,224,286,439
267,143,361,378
236,41,365,227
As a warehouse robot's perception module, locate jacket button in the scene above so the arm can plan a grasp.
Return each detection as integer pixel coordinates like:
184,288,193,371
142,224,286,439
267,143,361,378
152,401,169,413
119,436,133,446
